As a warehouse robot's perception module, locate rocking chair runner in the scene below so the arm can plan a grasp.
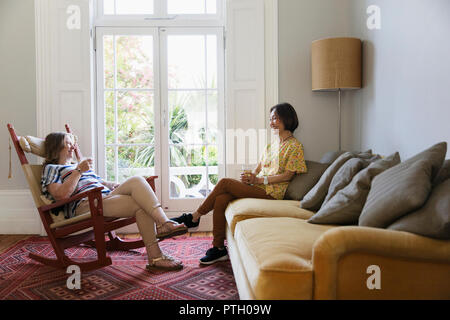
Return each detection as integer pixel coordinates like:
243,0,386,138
7,123,158,272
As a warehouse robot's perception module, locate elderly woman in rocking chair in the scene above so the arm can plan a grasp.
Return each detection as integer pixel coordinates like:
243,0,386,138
41,132,187,271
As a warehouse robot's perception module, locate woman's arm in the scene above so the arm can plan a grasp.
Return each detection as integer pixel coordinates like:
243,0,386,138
253,162,262,175
46,159,92,200
254,170,295,184
101,180,120,191
47,170,82,200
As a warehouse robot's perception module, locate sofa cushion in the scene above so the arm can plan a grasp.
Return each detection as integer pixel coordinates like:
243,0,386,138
359,142,447,228
433,159,450,186
225,198,313,235
234,217,335,299
387,178,450,239
308,153,401,225
300,150,373,211
284,161,329,201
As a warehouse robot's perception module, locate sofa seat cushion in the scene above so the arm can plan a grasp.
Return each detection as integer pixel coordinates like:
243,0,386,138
225,198,314,235
234,217,335,299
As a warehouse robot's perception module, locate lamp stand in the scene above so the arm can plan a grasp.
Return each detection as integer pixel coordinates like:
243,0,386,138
338,88,342,151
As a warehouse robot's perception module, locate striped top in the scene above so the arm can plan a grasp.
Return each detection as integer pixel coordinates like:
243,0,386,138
41,164,111,219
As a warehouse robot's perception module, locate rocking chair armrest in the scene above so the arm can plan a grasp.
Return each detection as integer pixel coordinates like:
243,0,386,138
145,175,158,191
39,187,104,212
145,175,158,182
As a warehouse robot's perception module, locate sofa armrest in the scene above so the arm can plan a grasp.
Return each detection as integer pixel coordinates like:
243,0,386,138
312,226,450,299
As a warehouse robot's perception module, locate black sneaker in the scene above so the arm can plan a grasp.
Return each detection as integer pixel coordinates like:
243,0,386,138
199,247,229,265
170,213,200,228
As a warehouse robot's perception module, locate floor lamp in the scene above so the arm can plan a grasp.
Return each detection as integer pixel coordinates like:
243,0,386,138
311,37,362,151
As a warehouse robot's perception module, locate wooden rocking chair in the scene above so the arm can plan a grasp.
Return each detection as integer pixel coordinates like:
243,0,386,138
7,123,158,272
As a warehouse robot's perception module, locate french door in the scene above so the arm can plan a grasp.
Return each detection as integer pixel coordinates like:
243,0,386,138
96,27,225,212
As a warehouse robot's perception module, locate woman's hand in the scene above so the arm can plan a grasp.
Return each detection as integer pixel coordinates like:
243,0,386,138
103,181,120,191
76,158,93,173
240,172,258,185
110,183,120,191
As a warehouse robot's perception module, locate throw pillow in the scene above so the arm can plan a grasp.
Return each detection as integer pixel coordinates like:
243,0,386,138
433,159,450,186
319,150,347,164
284,160,329,200
300,150,372,211
308,152,400,225
320,158,368,208
19,136,46,158
319,149,373,164
387,178,450,239
359,142,447,228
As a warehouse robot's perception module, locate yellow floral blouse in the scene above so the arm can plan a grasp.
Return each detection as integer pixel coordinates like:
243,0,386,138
254,136,307,199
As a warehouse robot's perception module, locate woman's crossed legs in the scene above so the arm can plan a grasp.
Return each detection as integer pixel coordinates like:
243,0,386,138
76,176,187,270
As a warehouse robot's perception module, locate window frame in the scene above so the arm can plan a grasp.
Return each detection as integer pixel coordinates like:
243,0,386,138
94,26,225,211
96,0,225,27
95,27,162,197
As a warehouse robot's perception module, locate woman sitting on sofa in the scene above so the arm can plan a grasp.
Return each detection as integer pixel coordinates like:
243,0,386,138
41,132,188,271
172,102,308,264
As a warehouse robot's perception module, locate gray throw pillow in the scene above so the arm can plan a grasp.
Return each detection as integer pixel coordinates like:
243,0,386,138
284,161,329,200
433,159,450,186
319,149,373,164
300,150,373,211
359,142,447,228
319,150,347,164
387,178,450,239
308,152,400,225
320,156,381,208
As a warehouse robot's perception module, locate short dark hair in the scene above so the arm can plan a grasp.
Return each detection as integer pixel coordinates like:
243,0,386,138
270,102,299,133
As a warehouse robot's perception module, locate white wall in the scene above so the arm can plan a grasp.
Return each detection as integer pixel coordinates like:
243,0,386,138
0,0,37,190
278,0,359,161
350,0,450,160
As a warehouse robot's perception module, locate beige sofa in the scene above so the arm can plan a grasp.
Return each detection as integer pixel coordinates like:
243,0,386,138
225,198,450,300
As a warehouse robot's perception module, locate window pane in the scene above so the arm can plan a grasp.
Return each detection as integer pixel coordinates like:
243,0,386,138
169,145,208,198
206,35,217,89
206,0,217,14
207,145,218,166
116,35,154,89
116,0,154,15
168,0,205,14
103,0,114,14
118,146,155,182
106,146,116,181
103,36,114,88
207,91,218,144
168,35,205,89
169,91,206,145
105,91,115,144
117,91,154,144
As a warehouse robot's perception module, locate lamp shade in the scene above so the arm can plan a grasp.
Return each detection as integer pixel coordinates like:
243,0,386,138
311,37,362,91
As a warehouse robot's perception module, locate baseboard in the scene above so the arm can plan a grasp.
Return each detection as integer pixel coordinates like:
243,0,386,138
0,189,213,235
0,190,42,235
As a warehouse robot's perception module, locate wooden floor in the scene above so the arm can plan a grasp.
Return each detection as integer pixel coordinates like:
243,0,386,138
0,232,212,254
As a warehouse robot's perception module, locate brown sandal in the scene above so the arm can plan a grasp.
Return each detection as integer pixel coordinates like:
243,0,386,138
146,254,183,271
156,220,188,240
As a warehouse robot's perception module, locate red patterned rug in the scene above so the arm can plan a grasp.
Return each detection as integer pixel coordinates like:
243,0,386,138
0,236,239,300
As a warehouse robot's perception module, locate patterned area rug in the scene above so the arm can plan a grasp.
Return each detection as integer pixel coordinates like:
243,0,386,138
0,236,239,300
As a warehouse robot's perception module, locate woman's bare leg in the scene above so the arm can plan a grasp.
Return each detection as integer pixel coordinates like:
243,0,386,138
75,195,181,268
110,176,185,234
